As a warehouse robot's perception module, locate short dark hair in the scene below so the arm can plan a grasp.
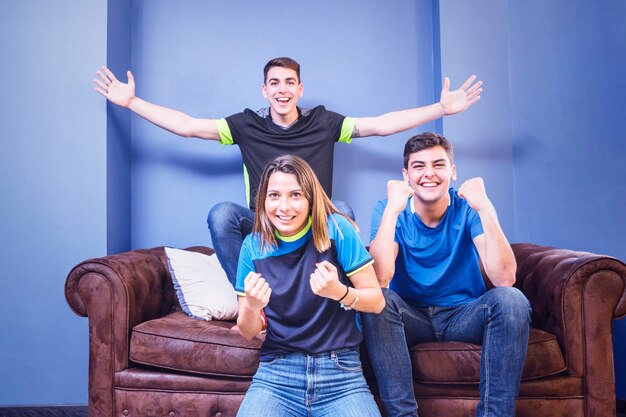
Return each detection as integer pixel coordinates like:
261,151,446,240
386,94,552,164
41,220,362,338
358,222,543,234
403,132,454,168
263,57,301,84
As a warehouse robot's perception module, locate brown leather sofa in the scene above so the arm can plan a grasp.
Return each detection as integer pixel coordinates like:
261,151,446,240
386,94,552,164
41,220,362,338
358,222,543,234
65,243,626,417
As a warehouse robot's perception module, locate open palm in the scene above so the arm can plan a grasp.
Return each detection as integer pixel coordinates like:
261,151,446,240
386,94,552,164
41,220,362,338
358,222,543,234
440,75,483,115
94,66,135,108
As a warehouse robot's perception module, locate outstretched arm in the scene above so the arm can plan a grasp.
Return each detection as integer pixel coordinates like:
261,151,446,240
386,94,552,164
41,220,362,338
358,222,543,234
458,177,516,286
369,180,414,287
352,75,482,138
94,66,220,140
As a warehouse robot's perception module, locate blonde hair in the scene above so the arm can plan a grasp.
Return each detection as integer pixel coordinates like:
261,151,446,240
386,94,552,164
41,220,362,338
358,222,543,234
253,155,357,253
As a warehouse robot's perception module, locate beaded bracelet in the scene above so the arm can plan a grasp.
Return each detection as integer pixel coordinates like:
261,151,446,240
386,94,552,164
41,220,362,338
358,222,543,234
340,288,359,311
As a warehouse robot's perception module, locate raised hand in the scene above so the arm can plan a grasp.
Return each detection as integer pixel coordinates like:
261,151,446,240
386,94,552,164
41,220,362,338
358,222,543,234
93,66,136,108
243,272,272,311
387,179,415,214
440,75,483,115
457,177,492,212
309,261,345,300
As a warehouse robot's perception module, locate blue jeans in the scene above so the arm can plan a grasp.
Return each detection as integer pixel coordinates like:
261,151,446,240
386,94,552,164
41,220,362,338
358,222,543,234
207,200,355,285
361,287,531,417
236,347,381,417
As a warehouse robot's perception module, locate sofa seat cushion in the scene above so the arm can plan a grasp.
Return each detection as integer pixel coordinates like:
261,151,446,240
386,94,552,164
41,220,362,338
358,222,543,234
410,328,565,384
130,311,264,378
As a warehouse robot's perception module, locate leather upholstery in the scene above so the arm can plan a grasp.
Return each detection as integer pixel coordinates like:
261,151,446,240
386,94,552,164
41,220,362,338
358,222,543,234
130,311,263,378
65,243,626,417
408,328,565,383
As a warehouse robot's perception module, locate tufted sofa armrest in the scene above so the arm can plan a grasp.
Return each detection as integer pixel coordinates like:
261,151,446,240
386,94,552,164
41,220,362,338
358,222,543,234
64,246,214,416
511,243,626,414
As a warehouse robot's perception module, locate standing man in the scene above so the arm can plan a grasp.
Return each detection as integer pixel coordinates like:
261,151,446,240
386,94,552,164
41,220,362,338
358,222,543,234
94,58,482,285
362,132,531,417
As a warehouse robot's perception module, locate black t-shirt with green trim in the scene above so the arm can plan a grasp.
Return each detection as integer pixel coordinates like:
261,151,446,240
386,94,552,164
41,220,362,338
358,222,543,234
216,106,355,209
235,214,373,361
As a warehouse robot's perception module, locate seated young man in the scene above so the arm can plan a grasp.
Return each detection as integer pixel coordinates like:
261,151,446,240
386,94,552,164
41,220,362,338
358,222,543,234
362,132,531,417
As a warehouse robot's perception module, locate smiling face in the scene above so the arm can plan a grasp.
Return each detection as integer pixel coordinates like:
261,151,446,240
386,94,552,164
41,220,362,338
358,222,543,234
264,171,310,237
262,66,303,126
403,145,457,207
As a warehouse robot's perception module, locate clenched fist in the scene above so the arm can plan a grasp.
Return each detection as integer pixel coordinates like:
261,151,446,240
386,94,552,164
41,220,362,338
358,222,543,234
243,272,272,311
386,180,415,214
457,177,493,213
309,261,345,300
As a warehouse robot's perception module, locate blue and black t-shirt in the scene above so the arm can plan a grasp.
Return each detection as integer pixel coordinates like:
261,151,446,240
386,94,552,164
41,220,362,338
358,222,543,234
235,214,372,361
216,106,356,209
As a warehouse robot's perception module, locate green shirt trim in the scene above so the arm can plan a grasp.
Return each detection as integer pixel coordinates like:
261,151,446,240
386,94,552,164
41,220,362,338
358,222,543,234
243,164,251,208
275,216,312,242
338,117,356,144
216,118,233,145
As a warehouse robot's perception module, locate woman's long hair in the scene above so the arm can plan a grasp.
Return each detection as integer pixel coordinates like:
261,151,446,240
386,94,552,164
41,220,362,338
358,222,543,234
253,155,357,253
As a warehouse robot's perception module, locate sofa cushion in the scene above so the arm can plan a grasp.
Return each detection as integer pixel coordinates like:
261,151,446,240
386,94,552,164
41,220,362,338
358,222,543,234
410,328,566,384
164,247,238,321
130,311,264,378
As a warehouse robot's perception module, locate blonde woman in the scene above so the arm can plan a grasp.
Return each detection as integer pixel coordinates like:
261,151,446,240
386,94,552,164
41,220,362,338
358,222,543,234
235,155,384,417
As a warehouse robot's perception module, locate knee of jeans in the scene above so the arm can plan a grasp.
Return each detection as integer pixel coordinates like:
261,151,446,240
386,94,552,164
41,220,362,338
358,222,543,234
383,287,407,307
367,288,403,321
491,286,531,325
207,202,238,229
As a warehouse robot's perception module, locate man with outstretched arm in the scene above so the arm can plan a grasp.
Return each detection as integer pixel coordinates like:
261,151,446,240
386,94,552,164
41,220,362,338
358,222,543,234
94,57,482,285
362,132,531,417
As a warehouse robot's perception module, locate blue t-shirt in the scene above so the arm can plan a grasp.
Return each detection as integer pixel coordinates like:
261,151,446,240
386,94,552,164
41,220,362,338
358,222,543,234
236,214,373,361
370,188,485,307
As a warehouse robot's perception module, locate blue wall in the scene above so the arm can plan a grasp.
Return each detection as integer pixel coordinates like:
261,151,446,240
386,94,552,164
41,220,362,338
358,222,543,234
1,0,624,406
438,0,516,238
506,0,626,398
0,0,107,405
507,1,626,257
106,0,132,255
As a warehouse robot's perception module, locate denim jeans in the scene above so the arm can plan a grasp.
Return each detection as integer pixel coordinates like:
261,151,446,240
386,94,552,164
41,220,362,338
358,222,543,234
207,200,355,285
236,347,382,417
361,287,531,417
207,202,254,285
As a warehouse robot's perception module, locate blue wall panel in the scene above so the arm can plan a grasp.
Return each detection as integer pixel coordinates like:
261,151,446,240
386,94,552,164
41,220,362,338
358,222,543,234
508,1,626,256
0,0,108,405
438,0,516,240
106,0,133,255
506,0,626,398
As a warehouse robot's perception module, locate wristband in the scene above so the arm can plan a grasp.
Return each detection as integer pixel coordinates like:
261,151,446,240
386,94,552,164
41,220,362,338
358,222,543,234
336,285,350,303
340,289,359,311
259,309,267,330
